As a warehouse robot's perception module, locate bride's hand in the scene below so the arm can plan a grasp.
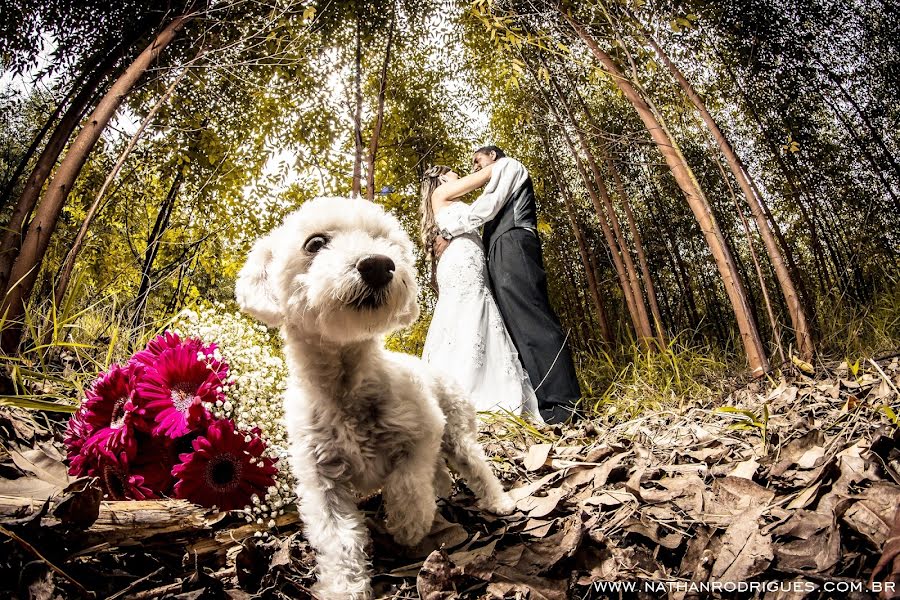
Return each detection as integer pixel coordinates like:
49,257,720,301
434,236,450,258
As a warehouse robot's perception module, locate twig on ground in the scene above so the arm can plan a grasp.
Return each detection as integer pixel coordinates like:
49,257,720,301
0,524,93,598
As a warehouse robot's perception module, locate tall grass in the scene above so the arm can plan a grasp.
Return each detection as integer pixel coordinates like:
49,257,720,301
575,335,731,422
0,275,172,412
816,284,900,359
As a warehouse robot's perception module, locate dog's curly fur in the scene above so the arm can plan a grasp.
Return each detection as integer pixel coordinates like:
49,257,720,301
235,197,515,599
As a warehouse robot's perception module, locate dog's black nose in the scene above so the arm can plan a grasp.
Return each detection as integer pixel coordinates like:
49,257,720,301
356,255,395,288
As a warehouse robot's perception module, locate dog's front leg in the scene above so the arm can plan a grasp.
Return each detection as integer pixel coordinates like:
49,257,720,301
383,439,440,546
292,444,372,600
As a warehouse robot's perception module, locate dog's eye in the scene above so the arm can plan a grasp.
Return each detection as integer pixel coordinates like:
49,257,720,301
304,235,329,253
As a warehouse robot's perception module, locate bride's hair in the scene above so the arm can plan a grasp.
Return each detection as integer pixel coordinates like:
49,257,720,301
419,164,453,293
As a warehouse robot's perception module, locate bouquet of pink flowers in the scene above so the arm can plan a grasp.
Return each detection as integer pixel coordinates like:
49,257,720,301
64,331,278,511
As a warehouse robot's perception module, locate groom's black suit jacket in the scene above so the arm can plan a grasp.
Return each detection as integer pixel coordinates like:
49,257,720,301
482,170,581,424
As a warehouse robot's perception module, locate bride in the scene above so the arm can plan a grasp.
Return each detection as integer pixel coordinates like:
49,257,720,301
419,164,540,420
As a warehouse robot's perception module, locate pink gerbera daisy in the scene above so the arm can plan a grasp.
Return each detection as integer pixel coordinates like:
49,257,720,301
131,331,222,374
66,364,148,474
137,345,226,438
64,407,91,458
172,419,277,511
129,432,179,494
83,449,157,500
81,363,150,433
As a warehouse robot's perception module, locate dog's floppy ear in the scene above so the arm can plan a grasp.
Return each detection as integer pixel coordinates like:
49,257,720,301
236,230,284,327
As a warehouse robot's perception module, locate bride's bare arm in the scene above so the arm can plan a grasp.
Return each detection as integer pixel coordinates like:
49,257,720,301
432,164,494,204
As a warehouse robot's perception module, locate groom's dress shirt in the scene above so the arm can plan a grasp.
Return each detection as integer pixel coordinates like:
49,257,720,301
442,157,533,237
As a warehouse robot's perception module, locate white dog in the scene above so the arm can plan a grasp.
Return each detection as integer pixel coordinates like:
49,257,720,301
235,197,515,599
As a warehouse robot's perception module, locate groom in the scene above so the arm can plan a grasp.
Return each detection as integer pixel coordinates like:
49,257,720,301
434,146,582,424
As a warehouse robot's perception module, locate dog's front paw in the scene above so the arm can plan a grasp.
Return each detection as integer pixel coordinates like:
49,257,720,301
387,510,435,547
479,491,516,516
312,578,372,600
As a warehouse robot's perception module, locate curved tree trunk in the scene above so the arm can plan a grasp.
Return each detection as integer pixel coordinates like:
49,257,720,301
714,153,787,363
542,66,654,347
0,42,120,212
543,97,644,343
0,54,121,294
546,141,614,346
0,13,195,352
642,30,813,361
560,66,665,344
611,161,666,346
564,11,769,375
54,64,191,308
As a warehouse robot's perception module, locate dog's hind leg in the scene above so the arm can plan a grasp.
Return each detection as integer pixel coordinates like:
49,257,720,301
433,380,515,515
434,457,453,499
291,443,373,600
443,433,516,515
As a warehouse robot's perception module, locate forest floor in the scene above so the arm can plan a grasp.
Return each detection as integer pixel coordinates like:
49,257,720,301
1,354,899,599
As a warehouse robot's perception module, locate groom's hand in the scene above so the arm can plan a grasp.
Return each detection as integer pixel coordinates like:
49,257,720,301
434,236,450,258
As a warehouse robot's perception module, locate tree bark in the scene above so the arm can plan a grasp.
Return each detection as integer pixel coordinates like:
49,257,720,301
365,11,394,201
642,30,813,361
609,159,665,346
350,7,363,198
714,153,786,363
541,64,655,346
0,83,79,212
0,41,121,211
0,55,121,294
545,104,643,343
564,11,769,375
546,142,614,346
54,65,191,308
0,13,194,352
711,42,816,309
560,67,665,343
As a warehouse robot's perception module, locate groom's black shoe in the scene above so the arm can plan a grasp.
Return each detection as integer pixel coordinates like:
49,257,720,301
540,403,582,426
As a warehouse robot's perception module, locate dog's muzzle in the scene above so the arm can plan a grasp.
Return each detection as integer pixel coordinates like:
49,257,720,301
356,255,395,289
354,255,395,309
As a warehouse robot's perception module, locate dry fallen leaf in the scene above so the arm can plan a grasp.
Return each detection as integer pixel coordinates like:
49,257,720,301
711,505,773,580
524,443,553,472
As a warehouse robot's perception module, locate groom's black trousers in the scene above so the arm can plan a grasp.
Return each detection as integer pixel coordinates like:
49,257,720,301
486,228,581,423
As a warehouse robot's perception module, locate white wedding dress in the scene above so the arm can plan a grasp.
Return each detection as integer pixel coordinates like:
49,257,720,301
422,202,541,419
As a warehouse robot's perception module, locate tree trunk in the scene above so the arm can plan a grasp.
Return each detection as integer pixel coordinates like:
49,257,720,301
642,30,813,361
350,8,363,198
541,65,654,346
610,160,665,345
564,11,769,375
539,90,644,343
714,154,786,363
54,65,190,308
0,41,119,211
0,55,121,294
0,83,79,212
561,67,665,343
365,11,394,201
132,172,184,330
546,143,614,346
711,41,816,311
0,13,194,352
